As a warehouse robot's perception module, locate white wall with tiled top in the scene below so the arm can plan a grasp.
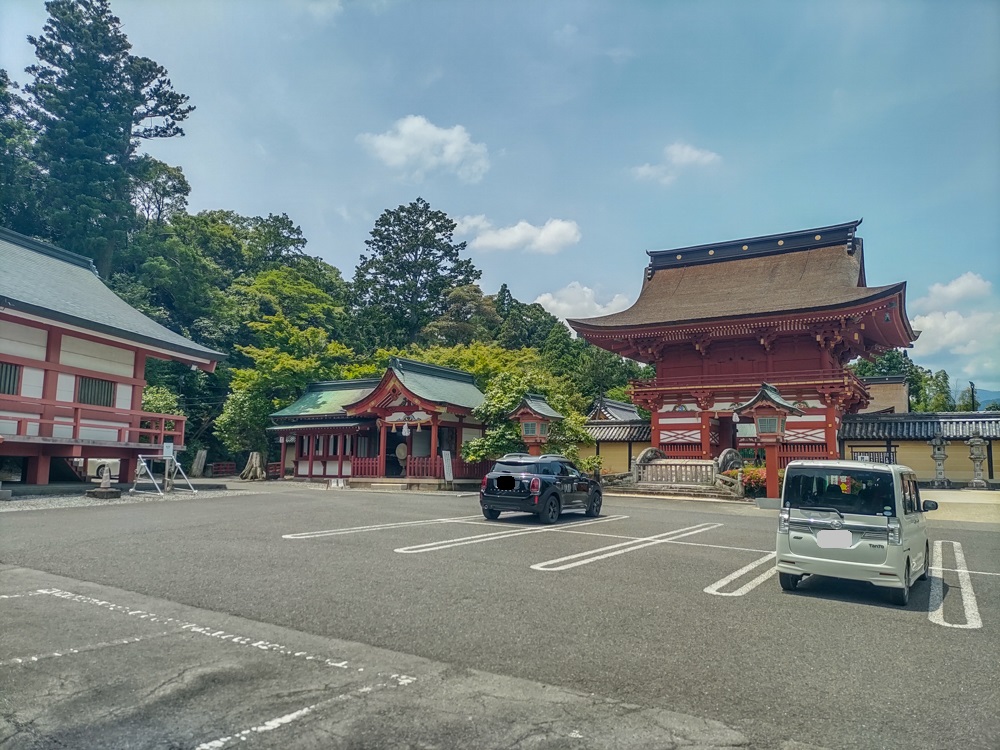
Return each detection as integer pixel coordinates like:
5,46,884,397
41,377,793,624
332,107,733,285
60,335,135,377
0,321,47,360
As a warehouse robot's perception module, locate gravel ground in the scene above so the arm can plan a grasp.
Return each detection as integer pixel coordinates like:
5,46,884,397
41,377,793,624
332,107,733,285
0,487,268,512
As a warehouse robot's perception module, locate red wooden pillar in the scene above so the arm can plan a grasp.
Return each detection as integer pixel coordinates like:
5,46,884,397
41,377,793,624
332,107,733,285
700,411,712,459
39,330,62,439
824,403,840,459
307,434,315,478
430,415,439,476
765,443,780,498
378,422,387,477
280,437,288,480
337,434,345,477
130,351,146,442
405,427,413,478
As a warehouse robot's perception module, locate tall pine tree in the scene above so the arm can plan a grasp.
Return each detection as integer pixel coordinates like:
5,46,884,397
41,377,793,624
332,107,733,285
24,0,193,276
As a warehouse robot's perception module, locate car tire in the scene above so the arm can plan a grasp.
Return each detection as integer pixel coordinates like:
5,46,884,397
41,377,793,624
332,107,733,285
482,508,501,520
888,562,911,606
585,492,602,517
778,572,801,591
917,542,930,581
96,464,107,479
538,495,560,525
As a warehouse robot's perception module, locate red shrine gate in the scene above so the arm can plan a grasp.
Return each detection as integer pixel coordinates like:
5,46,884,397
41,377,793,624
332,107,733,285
569,221,917,467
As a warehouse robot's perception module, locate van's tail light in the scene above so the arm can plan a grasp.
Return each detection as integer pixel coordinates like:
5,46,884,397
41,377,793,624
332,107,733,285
529,477,541,495
887,517,902,545
480,475,488,492
778,508,790,534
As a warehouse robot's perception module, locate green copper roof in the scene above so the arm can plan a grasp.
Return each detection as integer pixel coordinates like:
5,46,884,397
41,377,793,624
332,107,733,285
733,383,804,415
510,393,564,420
271,379,381,419
388,357,484,411
0,226,224,362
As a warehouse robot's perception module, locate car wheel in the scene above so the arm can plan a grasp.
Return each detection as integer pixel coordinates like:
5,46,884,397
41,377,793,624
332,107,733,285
778,572,801,591
917,542,930,581
585,492,602,517
888,562,911,606
96,464,107,479
482,508,501,520
538,495,560,525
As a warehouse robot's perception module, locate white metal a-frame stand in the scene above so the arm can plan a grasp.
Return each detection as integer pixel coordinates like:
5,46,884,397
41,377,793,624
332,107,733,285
129,453,198,496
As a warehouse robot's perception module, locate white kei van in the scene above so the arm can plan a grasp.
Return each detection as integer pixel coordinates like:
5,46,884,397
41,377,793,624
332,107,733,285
776,460,938,606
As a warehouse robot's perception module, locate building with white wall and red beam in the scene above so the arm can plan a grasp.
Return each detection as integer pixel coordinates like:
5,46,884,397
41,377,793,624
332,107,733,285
568,220,917,468
0,227,224,485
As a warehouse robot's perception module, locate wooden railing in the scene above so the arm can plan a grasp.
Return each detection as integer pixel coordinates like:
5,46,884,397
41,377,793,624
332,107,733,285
659,443,703,458
777,443,830,468
210,462,237,477
0,394,186,446
351,456,379,477
632,368,867,403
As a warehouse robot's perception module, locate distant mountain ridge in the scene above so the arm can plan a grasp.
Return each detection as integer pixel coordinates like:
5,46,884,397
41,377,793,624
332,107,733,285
974,389,1000,408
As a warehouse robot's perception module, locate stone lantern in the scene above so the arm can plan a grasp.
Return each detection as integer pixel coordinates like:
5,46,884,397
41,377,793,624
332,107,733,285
927,430,950,488
733,383,803,499
508,394,563,457
965,429,989,489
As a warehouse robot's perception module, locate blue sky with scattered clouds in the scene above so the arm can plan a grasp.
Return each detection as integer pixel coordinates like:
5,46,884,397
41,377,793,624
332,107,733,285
2,0,998,388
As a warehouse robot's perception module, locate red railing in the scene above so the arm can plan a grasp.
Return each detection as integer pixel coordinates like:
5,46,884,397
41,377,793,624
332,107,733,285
351,456,379,477
778,443,830,468
659,443,703,458
632,368,866,400
407,455,440,478
0,394,186,446
451,458,490,480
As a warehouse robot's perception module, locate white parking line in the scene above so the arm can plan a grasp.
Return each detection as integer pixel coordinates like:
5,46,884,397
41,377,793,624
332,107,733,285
530,523,722,572
195,704,320,750
282,515,481,539
703,553,777,597
0,632,173,667
928,541,982,629
394,515,630,554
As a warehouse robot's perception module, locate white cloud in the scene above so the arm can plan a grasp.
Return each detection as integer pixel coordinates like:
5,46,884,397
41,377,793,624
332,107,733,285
534,282,631,320
291,0,343,22
357,115,490,183
911,310,1000,357
631,141,721,186
912,271,992,313
455,215,581,255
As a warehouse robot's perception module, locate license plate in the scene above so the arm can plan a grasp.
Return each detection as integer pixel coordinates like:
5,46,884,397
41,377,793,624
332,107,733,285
816,529,852,549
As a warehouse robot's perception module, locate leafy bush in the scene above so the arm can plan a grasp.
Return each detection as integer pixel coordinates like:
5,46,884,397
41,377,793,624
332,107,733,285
723,467,785,498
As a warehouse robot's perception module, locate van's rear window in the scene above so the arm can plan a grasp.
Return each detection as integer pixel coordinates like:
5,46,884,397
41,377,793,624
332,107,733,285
783,467,896,516
492,461,538,474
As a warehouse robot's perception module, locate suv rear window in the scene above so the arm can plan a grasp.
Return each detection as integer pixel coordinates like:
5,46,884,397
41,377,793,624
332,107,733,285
491,460,539,474
783,467,896,517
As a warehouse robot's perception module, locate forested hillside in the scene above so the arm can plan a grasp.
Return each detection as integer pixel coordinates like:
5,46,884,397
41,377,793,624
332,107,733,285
0,0,651,467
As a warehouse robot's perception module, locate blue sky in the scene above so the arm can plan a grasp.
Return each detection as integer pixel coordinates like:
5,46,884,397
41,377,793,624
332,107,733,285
2,0,998,389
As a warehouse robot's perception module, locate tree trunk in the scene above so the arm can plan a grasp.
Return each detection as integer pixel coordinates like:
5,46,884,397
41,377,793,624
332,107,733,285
240,451,267,481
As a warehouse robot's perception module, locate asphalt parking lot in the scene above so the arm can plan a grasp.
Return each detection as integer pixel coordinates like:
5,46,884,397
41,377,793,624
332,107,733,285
1,485,998,749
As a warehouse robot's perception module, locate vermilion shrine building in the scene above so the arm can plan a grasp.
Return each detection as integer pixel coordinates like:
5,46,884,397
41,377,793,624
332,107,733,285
268,358,489,487
569,221,917,467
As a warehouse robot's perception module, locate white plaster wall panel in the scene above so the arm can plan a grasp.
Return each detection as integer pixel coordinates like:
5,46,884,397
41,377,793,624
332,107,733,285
461,427,480,447
115,384,133,410
297,462,308,476
0,321,47,360
787,414,826,423
60,335,134,377
20,367,44,398
78,425,124,441
784,429,826,443
55,373,75,402
53,416,73,438
658,412,699,422
343,460,352,476
0,411,41,436
659,430,701,443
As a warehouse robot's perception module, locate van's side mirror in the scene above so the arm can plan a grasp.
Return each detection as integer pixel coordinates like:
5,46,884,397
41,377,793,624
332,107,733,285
922,500,938,512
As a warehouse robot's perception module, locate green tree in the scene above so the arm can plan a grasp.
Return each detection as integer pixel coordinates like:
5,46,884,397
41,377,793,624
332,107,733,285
352,197,481,349
0,70,42,235
851,349,931,411
923,370,956,412
419,284,502,346
24,0,193,276
131,155,190,229
496,299,560,350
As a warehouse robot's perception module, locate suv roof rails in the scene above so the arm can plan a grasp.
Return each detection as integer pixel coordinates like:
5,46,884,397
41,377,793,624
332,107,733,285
501,452,533,459
538,453,569,460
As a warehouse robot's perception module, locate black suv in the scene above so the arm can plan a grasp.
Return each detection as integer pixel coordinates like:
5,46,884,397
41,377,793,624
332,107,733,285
479,453,603,523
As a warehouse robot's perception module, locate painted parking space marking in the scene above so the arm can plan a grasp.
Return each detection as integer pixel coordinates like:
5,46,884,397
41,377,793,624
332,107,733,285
395,515,630,554
703,553,776,597
0,632,173,667
530,523,722,572
282,515,481,539
928,541,982,629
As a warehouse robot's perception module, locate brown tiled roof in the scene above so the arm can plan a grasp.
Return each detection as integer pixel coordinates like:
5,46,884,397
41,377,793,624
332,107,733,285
570,244,902,331
840,413,1000,441
585,421,652,442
